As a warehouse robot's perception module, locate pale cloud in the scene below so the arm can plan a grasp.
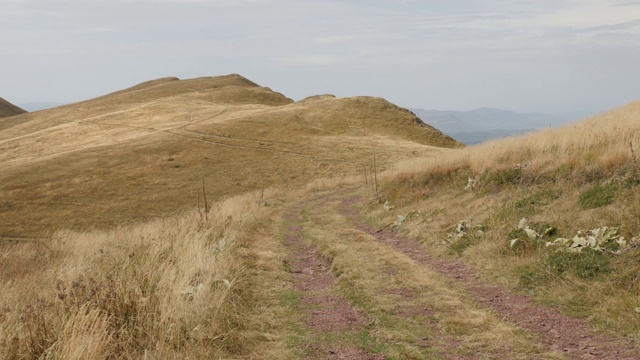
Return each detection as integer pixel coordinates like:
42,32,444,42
73,27,125,34
276,55,352,66
315,35,362,45
534,1,640,28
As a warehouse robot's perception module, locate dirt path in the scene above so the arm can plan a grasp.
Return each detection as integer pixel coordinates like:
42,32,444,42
337,193,640,360
280,191,553,359
282,198,384,359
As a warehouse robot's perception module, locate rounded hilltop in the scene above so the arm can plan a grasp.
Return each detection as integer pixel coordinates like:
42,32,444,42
86,73,293,108
291,94,462,148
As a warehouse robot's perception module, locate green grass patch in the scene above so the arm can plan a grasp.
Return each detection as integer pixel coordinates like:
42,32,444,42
520,248,611,289
579,184,616,209
514,190,562,215
484,168,523,188
546,248,611,278
518,267,548,290
280,288,301,308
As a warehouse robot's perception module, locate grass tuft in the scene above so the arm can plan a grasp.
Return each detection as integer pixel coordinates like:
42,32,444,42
545,248,611,279
579,183,616,209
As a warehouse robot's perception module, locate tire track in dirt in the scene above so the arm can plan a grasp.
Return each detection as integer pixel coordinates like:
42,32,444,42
282,199,384,359
285,193,485,359
339,194,640,360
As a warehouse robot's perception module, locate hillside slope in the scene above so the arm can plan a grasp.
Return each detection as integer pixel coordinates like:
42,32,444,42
0,74,460,237
0,97,27,118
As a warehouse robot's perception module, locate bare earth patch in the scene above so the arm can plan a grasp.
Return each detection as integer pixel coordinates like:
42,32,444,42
302,295,368,331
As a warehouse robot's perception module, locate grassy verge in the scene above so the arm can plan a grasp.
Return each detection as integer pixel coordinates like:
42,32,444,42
0,190,280,359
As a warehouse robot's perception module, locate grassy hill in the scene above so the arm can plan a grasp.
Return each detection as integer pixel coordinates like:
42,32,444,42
0,97,27,119
0,74,459,237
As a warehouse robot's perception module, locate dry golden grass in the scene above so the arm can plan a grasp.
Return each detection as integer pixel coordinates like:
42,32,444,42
373,99,640,337
0,189,280,359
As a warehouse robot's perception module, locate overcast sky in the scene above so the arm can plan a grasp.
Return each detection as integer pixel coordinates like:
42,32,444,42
1,0,639,115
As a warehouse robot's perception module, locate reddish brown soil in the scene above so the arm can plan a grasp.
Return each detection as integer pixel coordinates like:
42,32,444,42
302,295,368,331
340,195,640,360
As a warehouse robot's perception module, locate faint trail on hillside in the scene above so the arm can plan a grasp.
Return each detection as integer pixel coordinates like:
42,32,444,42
338,194,640,360
81,119,343,161
178,128,295,145
0,122,77,145
176,106,229,129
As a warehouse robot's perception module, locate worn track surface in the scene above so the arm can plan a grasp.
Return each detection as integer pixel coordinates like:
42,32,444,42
277,189,640,359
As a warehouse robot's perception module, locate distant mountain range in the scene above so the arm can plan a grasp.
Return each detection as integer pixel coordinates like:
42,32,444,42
411,108,574,145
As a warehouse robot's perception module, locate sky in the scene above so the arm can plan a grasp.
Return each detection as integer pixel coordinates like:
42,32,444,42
1,0,639,116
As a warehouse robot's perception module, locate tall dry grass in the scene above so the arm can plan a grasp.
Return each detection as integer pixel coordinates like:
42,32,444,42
0,190,275,359
388,100,640,181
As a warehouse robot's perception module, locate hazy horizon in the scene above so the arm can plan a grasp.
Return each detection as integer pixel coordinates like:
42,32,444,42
2,0,639,116
14,98,603,122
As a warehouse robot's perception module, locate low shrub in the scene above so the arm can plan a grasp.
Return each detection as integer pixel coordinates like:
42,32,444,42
507,221,557,256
